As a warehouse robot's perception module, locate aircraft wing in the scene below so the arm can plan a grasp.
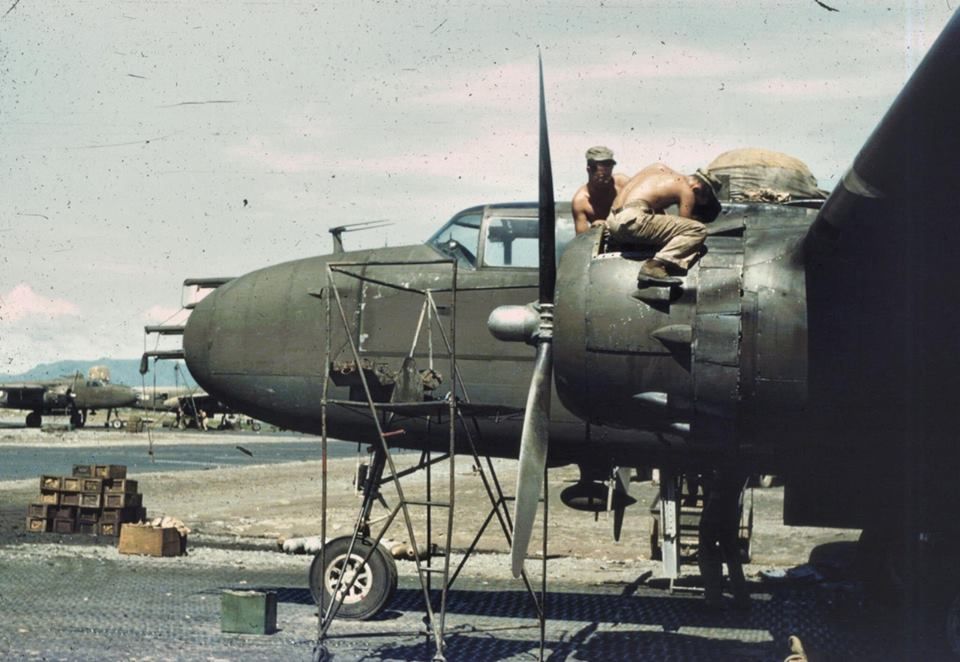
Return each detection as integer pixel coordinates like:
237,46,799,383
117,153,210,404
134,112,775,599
798,9,960,515
0,384,48,409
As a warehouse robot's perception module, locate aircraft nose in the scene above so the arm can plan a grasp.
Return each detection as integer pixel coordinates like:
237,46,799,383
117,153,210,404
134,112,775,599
182,258,328,413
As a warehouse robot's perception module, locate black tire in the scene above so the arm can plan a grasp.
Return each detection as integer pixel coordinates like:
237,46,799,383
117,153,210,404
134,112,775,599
110,419,123,430
309,536,397,620
70,410,84,428
25,412,41,428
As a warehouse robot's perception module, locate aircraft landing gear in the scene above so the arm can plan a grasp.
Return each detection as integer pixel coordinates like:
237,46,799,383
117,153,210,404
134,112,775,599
70,409,84,428
308,535,398,620
25,412,41,428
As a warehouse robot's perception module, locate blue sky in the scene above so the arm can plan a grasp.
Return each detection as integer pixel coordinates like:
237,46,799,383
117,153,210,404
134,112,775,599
0,1,954,373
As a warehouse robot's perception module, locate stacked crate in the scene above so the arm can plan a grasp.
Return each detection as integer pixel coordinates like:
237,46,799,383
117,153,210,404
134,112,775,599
25,465,147,537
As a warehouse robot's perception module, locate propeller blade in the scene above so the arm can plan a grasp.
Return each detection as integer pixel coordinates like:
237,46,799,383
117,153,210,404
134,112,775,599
612,467,632,542
511,341,552,577
510,51,557,578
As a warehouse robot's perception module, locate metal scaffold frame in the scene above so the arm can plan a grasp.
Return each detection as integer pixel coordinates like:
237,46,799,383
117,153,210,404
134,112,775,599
311,258,546,662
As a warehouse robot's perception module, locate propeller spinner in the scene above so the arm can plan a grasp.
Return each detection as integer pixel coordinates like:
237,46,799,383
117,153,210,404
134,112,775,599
510,53,557,578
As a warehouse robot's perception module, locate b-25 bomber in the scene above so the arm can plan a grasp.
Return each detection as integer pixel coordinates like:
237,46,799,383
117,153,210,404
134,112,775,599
0,367,139,429
151,9,960,656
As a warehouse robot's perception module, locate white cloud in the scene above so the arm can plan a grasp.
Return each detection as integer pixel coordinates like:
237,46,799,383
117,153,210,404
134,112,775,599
0,284,80,323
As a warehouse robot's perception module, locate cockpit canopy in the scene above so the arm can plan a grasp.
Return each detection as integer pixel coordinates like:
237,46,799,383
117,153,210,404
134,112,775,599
426,202,575,269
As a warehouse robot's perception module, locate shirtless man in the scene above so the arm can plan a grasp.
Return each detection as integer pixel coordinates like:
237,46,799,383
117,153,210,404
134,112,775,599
571,146,629,234
605,163,722,285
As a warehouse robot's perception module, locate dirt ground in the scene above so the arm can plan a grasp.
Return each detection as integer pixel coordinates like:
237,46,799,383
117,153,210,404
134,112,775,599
0,422,861,583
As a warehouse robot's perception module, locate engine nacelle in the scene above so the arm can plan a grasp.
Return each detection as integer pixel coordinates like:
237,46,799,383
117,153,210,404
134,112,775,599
553,203,813,460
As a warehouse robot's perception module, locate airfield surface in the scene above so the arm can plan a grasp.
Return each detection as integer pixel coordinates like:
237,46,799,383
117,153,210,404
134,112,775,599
0,423,931,660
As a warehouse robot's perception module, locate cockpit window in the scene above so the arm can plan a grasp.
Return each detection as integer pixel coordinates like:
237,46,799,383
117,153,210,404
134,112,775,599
426,210,482,268
483,214,576,268
484,217,538,267
427,207,576,270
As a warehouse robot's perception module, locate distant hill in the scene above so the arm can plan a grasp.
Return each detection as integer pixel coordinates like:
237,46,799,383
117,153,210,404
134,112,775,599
0,358,196,387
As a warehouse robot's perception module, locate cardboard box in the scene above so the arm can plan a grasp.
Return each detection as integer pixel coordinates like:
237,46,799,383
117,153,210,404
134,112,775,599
220,590,277,635
40,475,62,491
61,477,82,492
118,526,182,557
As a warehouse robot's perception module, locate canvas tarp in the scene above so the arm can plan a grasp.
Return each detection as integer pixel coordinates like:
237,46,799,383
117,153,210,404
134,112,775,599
707,148,828,202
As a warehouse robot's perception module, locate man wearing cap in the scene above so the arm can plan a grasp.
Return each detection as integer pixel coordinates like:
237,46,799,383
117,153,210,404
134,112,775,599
572,146,629,234
605,163,722,285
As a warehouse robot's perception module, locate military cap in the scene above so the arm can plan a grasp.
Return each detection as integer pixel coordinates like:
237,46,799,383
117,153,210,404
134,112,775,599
693,168,723,195
585,145,616,164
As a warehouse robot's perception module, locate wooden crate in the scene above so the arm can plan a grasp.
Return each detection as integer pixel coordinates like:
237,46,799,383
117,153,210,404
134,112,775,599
26,517,50,533
101,507,141,524
80,478,104,493
27,503,51,518
72,464,94,477
99,521,122,537
60,493,80,507
40,475,62,491
61,476,82,492
94,465,127,479
78,507,100,524
118,526,182,557
106,479,138,494
51,506,76,520
52,518,75,534
104,492,142,509
79,493,102,508
39,490,60,505
78,522,98,535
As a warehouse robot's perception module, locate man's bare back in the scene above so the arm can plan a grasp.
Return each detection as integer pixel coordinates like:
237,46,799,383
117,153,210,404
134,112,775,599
612,163,698,219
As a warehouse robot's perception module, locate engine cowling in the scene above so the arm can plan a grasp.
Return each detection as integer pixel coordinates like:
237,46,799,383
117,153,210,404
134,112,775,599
553,203,813,462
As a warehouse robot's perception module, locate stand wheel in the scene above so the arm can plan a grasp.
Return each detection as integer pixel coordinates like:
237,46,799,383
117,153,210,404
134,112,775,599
309,536,397,620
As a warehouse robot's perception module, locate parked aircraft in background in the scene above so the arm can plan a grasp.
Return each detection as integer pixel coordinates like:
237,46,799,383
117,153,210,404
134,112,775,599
0,367,139,428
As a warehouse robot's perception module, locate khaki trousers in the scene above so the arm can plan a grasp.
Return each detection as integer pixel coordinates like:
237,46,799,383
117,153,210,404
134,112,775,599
605,203,706,270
